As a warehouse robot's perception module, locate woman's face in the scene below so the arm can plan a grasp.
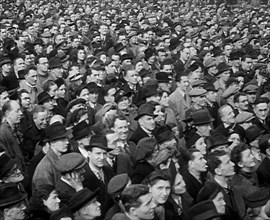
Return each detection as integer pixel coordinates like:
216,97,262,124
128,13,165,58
117,97,129,110
43,190,60,212
135,61,143,72
172,173,186,195
212,192,226,214
159,92,169,107
195,137,207,155
57,84,66,98
77,49,85,61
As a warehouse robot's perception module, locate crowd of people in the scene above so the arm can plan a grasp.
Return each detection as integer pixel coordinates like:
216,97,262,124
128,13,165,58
3,0,270,220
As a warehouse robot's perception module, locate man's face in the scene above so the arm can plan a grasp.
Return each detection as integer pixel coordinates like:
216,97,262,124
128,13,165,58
133,193,155,220
3,164,24,183
0,28,7,39
4,201,26,220
254,103,269,121
17,37,26,47
150,180,171,205
242,58,253,71
236,95,249,111
192,95,206,107
162,64,172,73
124,70,138,85
37,57,49,74
43,99,54,111
7,101,23,124
34,111,47,129
180,48,190,62
196,124,212,137
88,147,107,168
157,51,166,63
53,138,69,154
89,92,98,104
178,76,189,91
113,118,129,141
221,106,235,124
246,92,257,104
139,115,156,131
52,67,63,79
2,63,11,74
26,69,38,86
20,92,31,109
190,151,207,172
15,58,25,72
206,91,217,103
83,197,101,218
216,154,235,177
224,45,232,57
89,69,100,84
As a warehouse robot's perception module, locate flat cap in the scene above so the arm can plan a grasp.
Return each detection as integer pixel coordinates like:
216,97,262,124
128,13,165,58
107,173,130,199
243,84,258,93
235,111,254,124
56,153,86,173
188,88,207,97
66,98,86,112
191,79,207,88
204,57,216,68
246,187,270,208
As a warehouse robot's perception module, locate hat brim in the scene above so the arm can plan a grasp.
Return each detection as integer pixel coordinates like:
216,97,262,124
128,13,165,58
208,141,233,151
44,129,72,142
85,144,113,152
0,192,27,208
217,67,231,75
193,117,215,125
134,113,157,121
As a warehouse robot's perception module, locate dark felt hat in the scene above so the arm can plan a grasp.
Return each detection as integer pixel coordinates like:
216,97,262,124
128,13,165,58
114,42,125,52
185,132,202,148
56,153,87,173
37,91,52,104
169,37,181,51
85,135,112,152
86,82,100,94
0,182,27,207
156,72,172,83
134,103,156,120
44,122,72,142
216,62,231,75
197,182,222,203
153,125,175,144
208,134,232,151
0,153,16,179
49,57,63,69
143,88,159,99
50,206,73,220
0,56,11,67
72,120,92,140
189,200,222,220
135,137,157,161
68,188,100,212
121,53,133,62
192,109,214,126
246,187,270,208
107,173,130,199
245,125,265,143
204,83,217,91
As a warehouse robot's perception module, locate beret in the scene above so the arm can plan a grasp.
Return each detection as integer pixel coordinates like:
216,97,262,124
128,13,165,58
235,111,254,124
188,88,207,97
246,187,270,208
56,153,86,173
107,173,130,199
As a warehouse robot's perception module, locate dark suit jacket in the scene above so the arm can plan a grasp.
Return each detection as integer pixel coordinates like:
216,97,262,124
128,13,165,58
257,157,270,187
129,125,150,145
182,170,206,200
174,59,185,75
131,160,155,184
55,179,76,206
251,116,270,134
213,123,245,140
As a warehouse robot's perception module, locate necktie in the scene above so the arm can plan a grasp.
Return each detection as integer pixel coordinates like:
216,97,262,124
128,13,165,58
96,170,104,183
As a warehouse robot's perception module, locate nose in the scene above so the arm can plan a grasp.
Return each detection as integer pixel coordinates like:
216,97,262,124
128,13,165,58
56,197,61,203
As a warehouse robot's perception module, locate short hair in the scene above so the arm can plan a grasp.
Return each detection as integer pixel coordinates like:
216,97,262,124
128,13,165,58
143,169,172,187
43,80,57,93
25,65,37,75
234,92,247,103
32,105,47,118
35,54,47,65
207,150,227,174
218,104,231,118
122,64,135,77
242,55,252,62
2,100,13,115
254,97,270,106
110,115,127,129
259,134,270,154
175,71,188,82
230,143,249,173
121,184,150,213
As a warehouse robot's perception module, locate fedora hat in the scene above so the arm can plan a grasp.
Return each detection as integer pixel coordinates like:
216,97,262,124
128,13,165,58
0,183,27,207
68,188,100,212
49,57,63,69
44,122,72,142
189,200,222,220
85,135,112,152
208,134,232,151
134,103,156,120
192,109,214,126
37,91,52,104
0,153,16,179
217,62,231,75
72,121,92,140
153,125,175,144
